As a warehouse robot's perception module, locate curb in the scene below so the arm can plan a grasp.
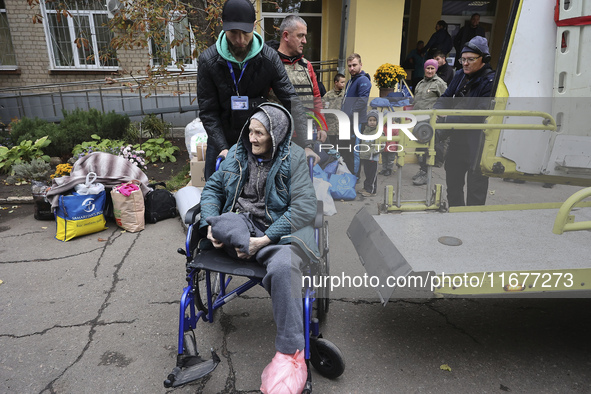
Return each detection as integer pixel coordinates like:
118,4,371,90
0,196,34,204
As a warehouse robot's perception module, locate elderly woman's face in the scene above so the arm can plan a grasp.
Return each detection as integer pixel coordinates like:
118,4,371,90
249,119,272,158
425,65,437,78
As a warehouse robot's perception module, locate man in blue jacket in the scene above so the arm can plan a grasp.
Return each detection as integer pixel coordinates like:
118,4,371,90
341,53,371,175
200,103,319,376
434,36,495,207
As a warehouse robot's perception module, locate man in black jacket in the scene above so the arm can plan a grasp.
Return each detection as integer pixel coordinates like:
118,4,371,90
434,36,495,207
453,13,486,70
197,0,312,179
433,49,454,85
424,20,453,59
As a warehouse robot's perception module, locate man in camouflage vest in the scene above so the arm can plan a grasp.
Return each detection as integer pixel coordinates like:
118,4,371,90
275,15,326,143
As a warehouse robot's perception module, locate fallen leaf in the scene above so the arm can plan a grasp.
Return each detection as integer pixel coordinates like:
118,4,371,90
97,238,107,242
489,190,495,195
0,280,3,285
8,210,13,214
440,364,452,372
41,227,48,230
15,182,21,186
121,230,127,233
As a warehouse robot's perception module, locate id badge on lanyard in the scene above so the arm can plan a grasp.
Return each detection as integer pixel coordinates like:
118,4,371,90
228,61,249,110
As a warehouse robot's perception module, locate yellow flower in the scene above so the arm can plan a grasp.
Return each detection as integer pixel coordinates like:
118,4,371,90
374,63,406,89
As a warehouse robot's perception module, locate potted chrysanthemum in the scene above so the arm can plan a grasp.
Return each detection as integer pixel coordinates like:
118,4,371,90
374,63,407,97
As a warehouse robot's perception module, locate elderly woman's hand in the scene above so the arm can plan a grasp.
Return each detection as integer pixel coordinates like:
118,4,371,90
207,225,224,249
235,235,272,259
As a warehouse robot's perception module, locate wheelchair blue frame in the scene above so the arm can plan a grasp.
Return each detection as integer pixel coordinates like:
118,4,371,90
164,157,343,390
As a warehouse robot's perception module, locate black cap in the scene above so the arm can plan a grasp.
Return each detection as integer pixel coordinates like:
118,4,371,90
222,0,256,33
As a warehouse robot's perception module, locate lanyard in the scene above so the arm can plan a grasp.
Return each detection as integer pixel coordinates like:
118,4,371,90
227,61,249,95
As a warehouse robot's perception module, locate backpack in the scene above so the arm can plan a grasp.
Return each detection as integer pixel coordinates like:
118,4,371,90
144,182,178,223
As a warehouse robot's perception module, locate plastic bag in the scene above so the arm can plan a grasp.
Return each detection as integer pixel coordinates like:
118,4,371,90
55,190,107,241
329,172,357,201
313,178,337,216
185,118,208,159
74,172,105,195
335,157,352,175
312,164,329,182
260,350,307,394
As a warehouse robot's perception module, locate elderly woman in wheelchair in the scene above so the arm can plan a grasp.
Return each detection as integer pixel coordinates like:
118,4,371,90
164,103,344,392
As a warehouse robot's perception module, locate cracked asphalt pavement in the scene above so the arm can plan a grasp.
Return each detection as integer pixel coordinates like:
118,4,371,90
1,165,590,393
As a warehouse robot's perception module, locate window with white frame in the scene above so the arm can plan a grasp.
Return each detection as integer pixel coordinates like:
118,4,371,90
151,13,196,70
0,0,17,68
42,0,117,69
260,0,322,62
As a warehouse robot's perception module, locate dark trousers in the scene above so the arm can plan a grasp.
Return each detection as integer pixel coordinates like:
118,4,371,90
417,147,428,172
444,151,489,207
340,122,364,176
361,159,378,194
340,138,356,176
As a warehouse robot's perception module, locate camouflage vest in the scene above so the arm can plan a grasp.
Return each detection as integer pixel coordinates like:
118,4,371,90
269,57,315,106
285,58,315,103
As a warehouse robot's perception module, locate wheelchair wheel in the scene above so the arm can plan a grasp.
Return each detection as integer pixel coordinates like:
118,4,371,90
194,270,220,315
183,331,197,356
310,338,345,379
315,221,330,321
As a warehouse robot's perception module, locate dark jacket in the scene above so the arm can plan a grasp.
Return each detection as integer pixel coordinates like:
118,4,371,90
425,29,453,57
434,65,495,163
197,35,307,153
341,71,371,124
199,103,320,262
437,62,455,85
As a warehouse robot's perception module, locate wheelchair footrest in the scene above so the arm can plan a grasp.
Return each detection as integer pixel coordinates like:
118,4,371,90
163,350,220,388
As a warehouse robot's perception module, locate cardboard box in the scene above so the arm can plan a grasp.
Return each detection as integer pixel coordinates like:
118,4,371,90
193,142,207,161
190,158,207,187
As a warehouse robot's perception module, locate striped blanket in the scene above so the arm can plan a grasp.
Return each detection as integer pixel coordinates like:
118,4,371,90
46,152,151,211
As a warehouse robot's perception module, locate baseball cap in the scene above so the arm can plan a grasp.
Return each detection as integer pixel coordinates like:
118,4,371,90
222,0,256,33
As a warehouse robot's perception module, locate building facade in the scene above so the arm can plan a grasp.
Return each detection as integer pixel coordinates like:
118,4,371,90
0,0,515,125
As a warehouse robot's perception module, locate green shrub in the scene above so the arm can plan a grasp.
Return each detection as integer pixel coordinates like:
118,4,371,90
140,114,172,139
71,134,126,158
97,110,131,140
58,108,102,150
10,117,58,147
134,138,179,163
126,122,142,141
0,136,51,174
8,110,132,158
8,158,52,183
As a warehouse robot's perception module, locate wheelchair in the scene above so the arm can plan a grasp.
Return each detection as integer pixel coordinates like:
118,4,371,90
164,158,345,391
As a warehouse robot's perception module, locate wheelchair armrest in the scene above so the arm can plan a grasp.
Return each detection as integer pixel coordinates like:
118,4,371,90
184,203,201,225
315,201,324,228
